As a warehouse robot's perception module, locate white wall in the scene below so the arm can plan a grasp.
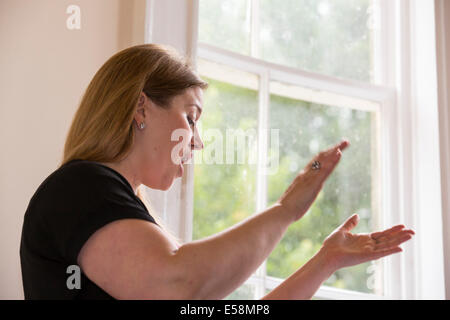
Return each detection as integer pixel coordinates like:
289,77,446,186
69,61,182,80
0,0,146,299
1,0,449,300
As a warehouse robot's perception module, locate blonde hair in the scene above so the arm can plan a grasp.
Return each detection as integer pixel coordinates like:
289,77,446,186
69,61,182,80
60,44,208,246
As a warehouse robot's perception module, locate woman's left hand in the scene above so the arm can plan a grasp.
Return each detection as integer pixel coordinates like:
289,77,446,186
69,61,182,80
320,214,415,271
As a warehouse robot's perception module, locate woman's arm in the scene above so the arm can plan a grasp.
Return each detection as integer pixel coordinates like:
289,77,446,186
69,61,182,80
78,140,349,299
261,249,334,300
261,214,415,300
172,203,293,299
170,140,350,299
78,204,292,300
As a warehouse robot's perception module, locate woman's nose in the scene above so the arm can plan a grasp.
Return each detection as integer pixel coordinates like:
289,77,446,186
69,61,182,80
191,128,204,151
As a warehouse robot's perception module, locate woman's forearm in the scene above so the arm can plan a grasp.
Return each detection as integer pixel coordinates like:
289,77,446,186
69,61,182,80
261,249,336,300
170,141,350,299
172,203,294,299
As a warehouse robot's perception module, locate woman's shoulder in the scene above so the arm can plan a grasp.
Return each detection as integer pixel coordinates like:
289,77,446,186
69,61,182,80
58,159,121,179
21,159,156,266
53,159,131,190
28,159,135,210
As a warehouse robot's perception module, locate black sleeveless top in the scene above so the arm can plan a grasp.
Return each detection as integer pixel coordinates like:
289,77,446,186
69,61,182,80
20,159,157,299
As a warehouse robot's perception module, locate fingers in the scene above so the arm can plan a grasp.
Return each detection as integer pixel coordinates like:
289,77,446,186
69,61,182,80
321,139,350,157
367,247,403,261
312,139,350,173
352,224,414,264
335,139,350,152
371,224,406,240
374,230,414,251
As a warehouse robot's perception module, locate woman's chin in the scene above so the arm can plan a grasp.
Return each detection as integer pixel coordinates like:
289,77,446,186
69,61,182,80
154,180,174,191
159,166,183,190
144,174,177,191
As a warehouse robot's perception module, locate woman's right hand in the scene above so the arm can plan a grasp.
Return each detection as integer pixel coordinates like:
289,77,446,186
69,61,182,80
278,139,350,222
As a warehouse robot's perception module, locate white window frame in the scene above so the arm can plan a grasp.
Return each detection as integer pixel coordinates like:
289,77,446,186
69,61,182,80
435,0,450,300
144,0,447,300
196,43,393,300
388,0,446,300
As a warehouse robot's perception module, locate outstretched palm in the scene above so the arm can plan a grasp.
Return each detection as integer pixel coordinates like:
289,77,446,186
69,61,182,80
322,214,415,270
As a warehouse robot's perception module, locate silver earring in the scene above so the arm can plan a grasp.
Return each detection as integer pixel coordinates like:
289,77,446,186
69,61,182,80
139,122,146,130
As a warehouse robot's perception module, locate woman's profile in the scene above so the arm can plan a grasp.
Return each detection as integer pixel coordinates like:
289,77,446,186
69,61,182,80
19,44,414,300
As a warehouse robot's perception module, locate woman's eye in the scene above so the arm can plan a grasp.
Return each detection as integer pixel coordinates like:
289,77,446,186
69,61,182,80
187,116,195,126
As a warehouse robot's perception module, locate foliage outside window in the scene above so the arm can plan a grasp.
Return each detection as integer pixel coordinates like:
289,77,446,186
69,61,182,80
195,0,383,299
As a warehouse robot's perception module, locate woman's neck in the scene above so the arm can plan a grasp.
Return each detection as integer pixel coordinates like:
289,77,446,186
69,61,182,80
99,159,141,195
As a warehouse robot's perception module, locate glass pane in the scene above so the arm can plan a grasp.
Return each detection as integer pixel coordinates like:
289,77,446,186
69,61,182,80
266,81,382,294
193,70,259,240
199,0,252,56
225,283,256,300
259,0,375,82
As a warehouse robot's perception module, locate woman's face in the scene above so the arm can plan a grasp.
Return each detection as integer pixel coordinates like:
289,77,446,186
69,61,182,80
135,87,204,190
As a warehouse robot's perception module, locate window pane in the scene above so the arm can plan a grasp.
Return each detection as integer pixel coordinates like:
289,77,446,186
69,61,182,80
193,72,259,240
199,0,252,55
266,81,382,294
259,0,375,82
225,283,256,300
199,0,376,82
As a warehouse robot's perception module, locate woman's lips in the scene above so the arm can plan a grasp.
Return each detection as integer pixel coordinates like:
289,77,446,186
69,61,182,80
181,151,193,164
178,151,192,177
179,163,184,177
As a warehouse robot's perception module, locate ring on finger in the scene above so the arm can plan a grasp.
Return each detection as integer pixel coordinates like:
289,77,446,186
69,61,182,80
312,160,321,170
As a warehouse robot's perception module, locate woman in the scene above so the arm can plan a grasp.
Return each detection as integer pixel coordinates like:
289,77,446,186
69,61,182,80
20,44,414,300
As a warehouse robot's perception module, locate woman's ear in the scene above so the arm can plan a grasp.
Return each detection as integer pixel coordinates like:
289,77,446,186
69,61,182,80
134,92,148,128
138,92,146,107
137,92,147,109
